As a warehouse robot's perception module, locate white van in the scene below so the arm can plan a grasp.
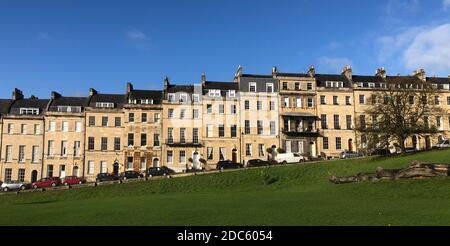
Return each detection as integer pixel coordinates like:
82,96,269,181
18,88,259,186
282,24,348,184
275,153,305,164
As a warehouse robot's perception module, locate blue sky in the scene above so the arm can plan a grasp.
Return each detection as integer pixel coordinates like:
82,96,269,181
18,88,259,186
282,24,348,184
1,0,450,98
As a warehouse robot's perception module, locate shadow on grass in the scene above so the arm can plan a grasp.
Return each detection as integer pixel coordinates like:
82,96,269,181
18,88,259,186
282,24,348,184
15,200,58,206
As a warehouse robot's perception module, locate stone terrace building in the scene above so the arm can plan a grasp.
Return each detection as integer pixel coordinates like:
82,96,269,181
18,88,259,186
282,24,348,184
43,92,89,179
123,83,163,172
0,66,449,182
315,66,356,158
202,75,241,167
162,78,204,172
273,66,319,158
0,89,49,182
234,66,280,164
84,89,126,180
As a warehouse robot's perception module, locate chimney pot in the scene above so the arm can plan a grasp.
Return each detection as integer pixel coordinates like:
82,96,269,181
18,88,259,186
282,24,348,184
89,88,97,96
12,88,24,100
51,91,61,99
126,82,133,93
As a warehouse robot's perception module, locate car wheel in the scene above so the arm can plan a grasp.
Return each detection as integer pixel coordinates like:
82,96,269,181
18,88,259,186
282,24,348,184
20,186,26,190
3,187,8,192
79,181,82,184
282,161,287,165
163,173,167,176
64,182,68,186
300,159,305,163
51,183,56,187
123,177,127,180
33,185,38,189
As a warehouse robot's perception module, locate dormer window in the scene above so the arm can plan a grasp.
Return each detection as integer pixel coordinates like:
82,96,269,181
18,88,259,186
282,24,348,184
20,108,39,115
379,83,387,88
266,83,274,93
180,94,188,103
228,90,236,97
208,90,221,97
95,102,114,108
325,81,343,88
443,84,449,90
56,106,81,113
368,83,375,88
249,82,257,92
432,84,438,89
168,93,176,103
192,94,200,102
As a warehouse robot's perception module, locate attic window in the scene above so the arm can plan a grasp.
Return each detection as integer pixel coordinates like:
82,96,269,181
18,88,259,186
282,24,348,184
228,90,236,97
368,83,375,88
192,94,200,102
56,106,81,113
249,82,257,92
95,102,114,108
20,108,39,115
168,93,175,102
325,81,343,88
180,94,188,103
208,90,221,97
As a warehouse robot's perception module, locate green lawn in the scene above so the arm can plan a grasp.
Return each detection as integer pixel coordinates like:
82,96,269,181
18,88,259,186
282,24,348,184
1,149,450,225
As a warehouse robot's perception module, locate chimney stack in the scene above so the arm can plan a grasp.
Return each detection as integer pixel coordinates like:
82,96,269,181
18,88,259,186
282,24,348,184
375,67,387,79
163,76,170,92
89,88,97,96
12,88,24,100
51,91,61,100
272,66,278,77
29,95,38,100
341,65,352,81
308,65,315,77
126,82,133,93
413,68,426,81
201,73,206,85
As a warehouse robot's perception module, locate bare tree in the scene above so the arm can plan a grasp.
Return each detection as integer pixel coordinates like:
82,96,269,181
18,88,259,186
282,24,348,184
357,77,444,153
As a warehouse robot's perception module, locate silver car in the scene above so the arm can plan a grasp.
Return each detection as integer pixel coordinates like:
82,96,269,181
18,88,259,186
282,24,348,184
1,180,28,192
340,151,362,159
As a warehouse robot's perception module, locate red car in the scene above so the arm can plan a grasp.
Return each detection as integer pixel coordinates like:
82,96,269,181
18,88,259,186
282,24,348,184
62,176,86,186
32,177,62,189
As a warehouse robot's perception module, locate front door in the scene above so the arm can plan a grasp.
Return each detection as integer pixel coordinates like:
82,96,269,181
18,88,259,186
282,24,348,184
348,139,353,152
425,136,431,150
113,162,119,176
73,166,79,177
31,170,38,183
60,165,66,178
232,149,237,163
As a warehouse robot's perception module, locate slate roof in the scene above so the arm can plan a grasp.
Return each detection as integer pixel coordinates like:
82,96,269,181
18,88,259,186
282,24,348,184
241,74,273,79
0,99,13,115
89,94,127,108
128,90,163,102
426,77,450,84
9,98,50,115
167,84,195,94
385,76,422,84
315,74,351,87
276,72,310,78
352,75,385,83
203,81,239,91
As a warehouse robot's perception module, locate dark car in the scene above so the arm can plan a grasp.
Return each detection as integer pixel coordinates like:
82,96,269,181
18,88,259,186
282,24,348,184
368,148,390,156
96,173,120,183
32,177,62,189
247,159,271,168
216,160,243,170
146,167,174,177
120,171,144,180
340,151,363,159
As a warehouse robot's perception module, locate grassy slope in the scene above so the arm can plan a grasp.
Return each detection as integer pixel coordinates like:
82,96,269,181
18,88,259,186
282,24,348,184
1,149,450,225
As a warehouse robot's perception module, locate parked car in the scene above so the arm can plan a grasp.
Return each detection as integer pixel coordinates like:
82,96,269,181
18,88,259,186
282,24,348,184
216,160,243,170
96,173,120,183
1,180,28,192
247,159,271,168
437,139,450,149
120,171,144,180
146,167,175,177
340,151,362,159
62,176,87,186
274,153,306,165
32,177,61,189
404,147,418,153
368,148,390,156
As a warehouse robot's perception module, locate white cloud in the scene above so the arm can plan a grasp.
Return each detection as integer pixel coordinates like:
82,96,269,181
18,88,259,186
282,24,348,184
444,0,450,10
126,29,147,41
317,56,353,72
327,41,340,50
377,23,450,75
